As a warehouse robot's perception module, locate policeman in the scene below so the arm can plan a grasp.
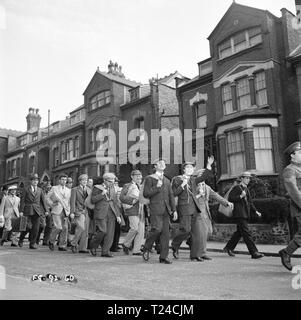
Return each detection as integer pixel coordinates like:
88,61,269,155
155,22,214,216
279,142,301,271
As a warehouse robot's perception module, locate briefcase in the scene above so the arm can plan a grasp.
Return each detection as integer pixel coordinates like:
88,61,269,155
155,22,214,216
218,203,233,218
19,216,28,232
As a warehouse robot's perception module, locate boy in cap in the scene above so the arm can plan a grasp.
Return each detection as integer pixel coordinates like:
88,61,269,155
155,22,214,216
142,158,178,264
120,170,145,256
0,185,20,246
279,142,301,271
223,172,264,259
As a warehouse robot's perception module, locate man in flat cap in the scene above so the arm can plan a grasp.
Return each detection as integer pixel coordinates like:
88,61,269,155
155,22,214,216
279,141,301,271
89,172,122,257
0,185,20,246
19,174,48,249
120,170,145,256
142,158,178,264
223,172,264,259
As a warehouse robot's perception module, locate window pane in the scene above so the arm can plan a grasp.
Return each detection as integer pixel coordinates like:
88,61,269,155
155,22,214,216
254,127,273,172
250,34,262,46
229,154,245,176
196,115,207,129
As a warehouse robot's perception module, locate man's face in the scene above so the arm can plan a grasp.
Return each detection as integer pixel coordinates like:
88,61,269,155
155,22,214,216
242,176,251,186
132,174,142,184
9,189,16,196
155,160,166,172
184,164,195,176
31,179,39,187
104,179,115,188
292,150,301,164
79,178,88,187
87,179,93,188
60,177,67,187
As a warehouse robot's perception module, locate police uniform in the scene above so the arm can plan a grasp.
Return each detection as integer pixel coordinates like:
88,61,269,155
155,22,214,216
279,142,301,270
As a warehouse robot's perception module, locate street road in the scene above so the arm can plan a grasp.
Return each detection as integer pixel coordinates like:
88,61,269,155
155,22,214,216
0,245,300,300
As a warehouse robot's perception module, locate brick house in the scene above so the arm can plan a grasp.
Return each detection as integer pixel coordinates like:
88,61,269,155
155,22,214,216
177,2,301,193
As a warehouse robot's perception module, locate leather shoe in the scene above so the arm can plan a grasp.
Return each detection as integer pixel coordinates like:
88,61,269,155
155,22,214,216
79,250,89,254
132,252,143,256
223,247,235,257
172,247,179,260
159,258,172,264
279,249,292,271
89,248,97,256
251,252,264,259
58,247,67,252
11,243,18,247
49,243,54,251
202,255,212,261
122,244,130,255
191,257,204,262
101,253,114,258
18,242,23,248
141,246,150,262
29,244,38,249
71,245,78,254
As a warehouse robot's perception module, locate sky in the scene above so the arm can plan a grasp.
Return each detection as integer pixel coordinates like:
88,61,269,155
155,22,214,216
0,0,296,132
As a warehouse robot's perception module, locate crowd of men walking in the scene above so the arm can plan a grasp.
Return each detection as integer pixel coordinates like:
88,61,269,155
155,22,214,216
1,147,301,271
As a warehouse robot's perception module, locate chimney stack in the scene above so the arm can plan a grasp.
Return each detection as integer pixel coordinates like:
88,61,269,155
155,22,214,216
26,108,41,132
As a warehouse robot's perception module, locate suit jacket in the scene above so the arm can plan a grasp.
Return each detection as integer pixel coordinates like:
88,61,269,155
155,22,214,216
143,174,176,216
283,162,301,217
91,184,121,220
228,184,257,220
47,185,71,216
120,182,140,217
20,186,47,217
70,186,89,217
172,175,207,216
0,195,20,219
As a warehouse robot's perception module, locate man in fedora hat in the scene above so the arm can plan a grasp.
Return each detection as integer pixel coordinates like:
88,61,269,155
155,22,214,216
279,142,301,271
223,171,264,259
19,174,48,249
0,185,20,246
142,158,178,264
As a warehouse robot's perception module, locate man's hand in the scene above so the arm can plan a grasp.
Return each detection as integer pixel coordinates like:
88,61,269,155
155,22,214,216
240,190,247,199
102,189,108,195
70,213,75,220
181,177,188,188
19,212,23,217
172,211,178,221
45,212,49,217
157,180,163,187
228,202,234,210
206,155,215,170
256,211,262,218
117,217,122,224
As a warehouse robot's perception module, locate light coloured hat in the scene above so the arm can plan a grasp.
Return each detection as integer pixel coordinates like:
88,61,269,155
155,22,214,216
103,172,116,181
240,171,252,178
8,185,18,191
284,141,301,155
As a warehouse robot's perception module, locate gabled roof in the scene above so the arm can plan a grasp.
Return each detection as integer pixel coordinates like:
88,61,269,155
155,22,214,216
0,128,24,138
207,1,277,40
83,69,141,95
70,104,85,114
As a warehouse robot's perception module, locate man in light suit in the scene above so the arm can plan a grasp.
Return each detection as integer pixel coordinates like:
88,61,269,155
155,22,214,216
89,173,122,257
47,174,71,251
0,185,20,246
19,174,48,249
142,158,178,264
70,174,90,253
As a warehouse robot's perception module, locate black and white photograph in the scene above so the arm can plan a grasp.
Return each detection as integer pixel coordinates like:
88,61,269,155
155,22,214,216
1,0,301,306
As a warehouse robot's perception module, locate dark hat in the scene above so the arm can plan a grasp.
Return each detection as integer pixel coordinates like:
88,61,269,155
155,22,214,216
131,170,142,176
284,141,301,155
30,173,39,181
182,161,196,170
1,185,8,191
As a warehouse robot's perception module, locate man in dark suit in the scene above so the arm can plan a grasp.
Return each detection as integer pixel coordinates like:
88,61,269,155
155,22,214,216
171,160,231,261
89,173,122,257
19,174,48,249
142,158,177,264
223,172,264,259
70,174,89,253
